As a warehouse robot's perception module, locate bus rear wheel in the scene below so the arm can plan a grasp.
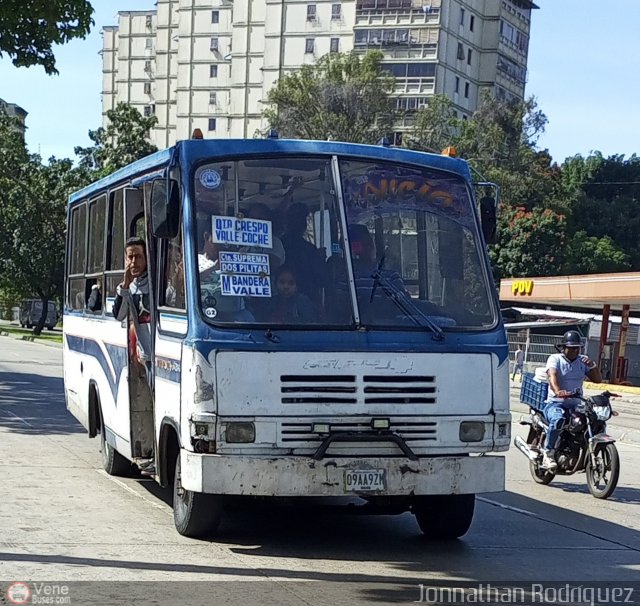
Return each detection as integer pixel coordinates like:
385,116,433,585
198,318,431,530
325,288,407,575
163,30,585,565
173,455,223,538
412,494,475,540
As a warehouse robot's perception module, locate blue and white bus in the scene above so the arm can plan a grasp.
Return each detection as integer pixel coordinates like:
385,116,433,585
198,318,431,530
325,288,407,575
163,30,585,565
63,138,510,538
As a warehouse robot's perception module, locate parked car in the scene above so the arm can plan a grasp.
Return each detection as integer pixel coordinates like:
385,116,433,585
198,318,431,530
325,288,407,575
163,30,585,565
19,299,58,330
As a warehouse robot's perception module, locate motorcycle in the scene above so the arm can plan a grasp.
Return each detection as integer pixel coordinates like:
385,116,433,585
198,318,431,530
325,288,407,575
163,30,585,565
514,391,621,499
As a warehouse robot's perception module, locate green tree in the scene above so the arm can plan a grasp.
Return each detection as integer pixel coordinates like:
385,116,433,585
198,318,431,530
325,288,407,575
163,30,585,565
563,231,631,274
563,153,640,269
452,92,567,213
0,114,92,333
490,206,567,279
263,51,396,143
0,0,94,74
75,102,158,177
406,94,459,152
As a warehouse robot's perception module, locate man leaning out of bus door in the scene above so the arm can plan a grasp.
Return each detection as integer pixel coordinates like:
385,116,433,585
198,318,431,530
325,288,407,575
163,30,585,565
112,236,155,476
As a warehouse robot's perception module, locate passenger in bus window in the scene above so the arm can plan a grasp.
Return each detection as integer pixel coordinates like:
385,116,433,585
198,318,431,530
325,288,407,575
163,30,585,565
113,237,154,474
245,203,285,269
87,281,102,312
348,224,405,293
202,231,219,265
269,266,318,324
165,251,184,308
113,237,151,361
280,203,325,301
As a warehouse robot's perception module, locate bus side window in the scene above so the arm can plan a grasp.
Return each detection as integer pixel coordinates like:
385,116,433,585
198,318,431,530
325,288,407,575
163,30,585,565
105,189,125,308
86,195,107,314
67,203,87,311
160,220,185,309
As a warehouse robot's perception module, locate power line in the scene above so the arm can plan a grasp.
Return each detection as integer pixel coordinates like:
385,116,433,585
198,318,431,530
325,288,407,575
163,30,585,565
585,181,640,185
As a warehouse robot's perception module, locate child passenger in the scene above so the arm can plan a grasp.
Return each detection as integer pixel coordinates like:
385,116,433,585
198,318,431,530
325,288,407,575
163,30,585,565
270,266,318,324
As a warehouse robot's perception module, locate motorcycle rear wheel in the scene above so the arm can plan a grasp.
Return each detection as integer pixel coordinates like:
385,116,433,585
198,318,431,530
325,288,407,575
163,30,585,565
586,443,619,499
529,460,555,485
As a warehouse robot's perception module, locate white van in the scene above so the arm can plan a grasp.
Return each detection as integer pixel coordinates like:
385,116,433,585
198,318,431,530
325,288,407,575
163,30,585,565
19,299,58,330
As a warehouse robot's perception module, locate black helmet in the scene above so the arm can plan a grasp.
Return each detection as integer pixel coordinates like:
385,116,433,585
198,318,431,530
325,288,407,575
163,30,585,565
561,330,583,348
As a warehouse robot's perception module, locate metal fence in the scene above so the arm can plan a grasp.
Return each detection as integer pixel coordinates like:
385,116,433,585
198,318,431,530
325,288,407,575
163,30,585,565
507,330,563,374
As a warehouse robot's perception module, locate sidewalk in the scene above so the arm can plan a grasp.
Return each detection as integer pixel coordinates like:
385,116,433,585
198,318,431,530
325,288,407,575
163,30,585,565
510,378,640,447
0,319,62,348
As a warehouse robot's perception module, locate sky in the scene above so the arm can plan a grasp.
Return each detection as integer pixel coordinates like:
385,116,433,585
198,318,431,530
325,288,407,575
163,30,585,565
1,0,639,164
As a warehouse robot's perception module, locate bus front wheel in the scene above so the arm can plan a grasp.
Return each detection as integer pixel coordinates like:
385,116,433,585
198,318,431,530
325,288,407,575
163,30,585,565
412,494,475,540
173,456,223,538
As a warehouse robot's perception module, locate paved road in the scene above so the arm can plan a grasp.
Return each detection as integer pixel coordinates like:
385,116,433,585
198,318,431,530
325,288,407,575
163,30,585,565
1,339,639,605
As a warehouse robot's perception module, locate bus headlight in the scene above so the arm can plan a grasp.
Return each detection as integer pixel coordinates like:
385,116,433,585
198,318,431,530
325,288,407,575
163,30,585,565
225,422,255,443
459,421,485,442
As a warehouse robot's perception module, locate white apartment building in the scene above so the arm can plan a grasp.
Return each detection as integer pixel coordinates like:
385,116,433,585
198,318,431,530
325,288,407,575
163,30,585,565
0,97,28,137
102,0,537,149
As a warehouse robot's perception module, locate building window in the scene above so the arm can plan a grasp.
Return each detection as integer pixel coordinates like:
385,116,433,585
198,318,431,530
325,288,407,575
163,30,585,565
457,42,464,60
144,82,151,95
210,64,218,78
143,104,155,117
331,4,341,20
208,118,217,131
470,15,475,32
464,82,470,98
460,8,465,26
210,37,219,52
211,10,219,24
145,15,153,28
145,38,152,49
330,38,339,53
305,38,315,54
209,91,217,105
467,48,472,65
144,60,152,72
307,4,317,21
455,76,459,93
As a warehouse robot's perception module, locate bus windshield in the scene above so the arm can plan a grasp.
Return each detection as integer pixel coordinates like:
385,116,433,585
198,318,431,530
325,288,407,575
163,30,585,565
193,156,495,329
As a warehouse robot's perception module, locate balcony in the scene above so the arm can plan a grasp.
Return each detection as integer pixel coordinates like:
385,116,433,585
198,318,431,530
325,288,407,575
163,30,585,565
355,9,440,27
394,76,435,94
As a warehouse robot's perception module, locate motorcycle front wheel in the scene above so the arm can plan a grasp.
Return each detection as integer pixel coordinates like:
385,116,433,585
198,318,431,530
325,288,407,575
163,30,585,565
585,443,620,499
529,460,555,485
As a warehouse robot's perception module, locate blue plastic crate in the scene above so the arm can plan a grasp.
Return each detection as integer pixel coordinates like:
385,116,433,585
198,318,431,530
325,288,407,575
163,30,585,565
520,373,548,410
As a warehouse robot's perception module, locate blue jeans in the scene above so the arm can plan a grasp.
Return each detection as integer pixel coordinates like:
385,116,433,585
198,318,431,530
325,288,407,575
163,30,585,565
544,399,579,449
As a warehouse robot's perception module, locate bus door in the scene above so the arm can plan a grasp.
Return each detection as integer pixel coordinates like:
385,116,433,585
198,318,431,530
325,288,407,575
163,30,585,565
117,186,155,460
153,221,187,439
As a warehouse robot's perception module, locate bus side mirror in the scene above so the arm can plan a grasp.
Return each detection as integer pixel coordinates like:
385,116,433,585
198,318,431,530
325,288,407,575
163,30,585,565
479,196,497,245
151,178,180,238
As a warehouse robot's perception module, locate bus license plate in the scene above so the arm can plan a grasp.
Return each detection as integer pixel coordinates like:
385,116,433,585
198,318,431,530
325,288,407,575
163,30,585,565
344,469,386,492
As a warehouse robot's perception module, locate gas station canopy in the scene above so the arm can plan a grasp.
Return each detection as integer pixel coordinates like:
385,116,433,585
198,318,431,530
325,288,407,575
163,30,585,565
500,272,640,313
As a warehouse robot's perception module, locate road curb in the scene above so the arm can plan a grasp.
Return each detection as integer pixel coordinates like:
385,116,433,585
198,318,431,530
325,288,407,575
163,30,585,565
0,332,63,349
584,380,640,396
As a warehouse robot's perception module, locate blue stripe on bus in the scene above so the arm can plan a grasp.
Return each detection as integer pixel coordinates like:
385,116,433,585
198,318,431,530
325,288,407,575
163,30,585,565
65,335,127,401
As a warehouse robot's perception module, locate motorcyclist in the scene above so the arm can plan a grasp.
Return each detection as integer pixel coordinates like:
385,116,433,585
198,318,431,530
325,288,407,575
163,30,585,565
542,330,602,470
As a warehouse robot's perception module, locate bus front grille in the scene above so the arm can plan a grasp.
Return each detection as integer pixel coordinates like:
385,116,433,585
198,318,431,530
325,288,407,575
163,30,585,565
280,374,437,406
280,375,358,404
279,419,437,447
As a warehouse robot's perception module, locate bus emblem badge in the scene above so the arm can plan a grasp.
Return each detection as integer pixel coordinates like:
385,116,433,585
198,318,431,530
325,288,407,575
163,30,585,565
200,169,221,190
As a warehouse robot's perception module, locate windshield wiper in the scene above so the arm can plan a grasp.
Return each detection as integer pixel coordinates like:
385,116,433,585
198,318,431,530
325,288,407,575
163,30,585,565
369,251,387,304
369,269,445,341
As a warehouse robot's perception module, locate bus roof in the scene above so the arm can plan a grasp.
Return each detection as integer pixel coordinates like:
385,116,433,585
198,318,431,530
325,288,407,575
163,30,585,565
69,139,472,205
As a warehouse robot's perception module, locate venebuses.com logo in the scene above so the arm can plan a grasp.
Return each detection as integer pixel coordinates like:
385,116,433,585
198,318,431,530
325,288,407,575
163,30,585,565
6,582,31,605
4,581,71,604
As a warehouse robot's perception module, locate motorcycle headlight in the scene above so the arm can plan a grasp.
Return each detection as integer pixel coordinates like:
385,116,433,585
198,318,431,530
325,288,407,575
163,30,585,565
592,405,611,421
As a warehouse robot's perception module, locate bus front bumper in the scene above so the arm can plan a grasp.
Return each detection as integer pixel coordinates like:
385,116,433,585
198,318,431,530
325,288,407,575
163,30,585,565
180,451,505,496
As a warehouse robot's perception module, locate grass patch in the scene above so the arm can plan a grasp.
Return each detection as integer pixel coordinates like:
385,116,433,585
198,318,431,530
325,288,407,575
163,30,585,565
0,324,62,344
